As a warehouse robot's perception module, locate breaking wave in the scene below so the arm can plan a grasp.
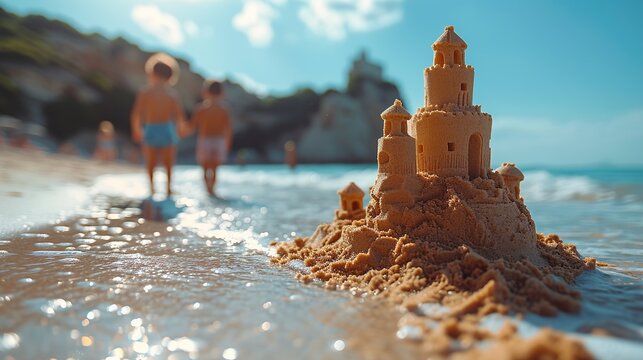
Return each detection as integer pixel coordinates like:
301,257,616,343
94,165,641,204
520,170,613,202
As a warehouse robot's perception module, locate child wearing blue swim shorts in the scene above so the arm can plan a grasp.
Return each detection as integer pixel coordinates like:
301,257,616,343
130,53,187,196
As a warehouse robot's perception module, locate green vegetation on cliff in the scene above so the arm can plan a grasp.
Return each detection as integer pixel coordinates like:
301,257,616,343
0,7,402,162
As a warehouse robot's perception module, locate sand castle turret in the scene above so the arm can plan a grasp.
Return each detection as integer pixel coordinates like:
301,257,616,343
377,99,416,175
413,26,492,180
335,182,366,220
496,163,525,202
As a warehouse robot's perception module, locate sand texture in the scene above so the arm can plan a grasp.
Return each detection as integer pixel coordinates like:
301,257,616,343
273,172,596,358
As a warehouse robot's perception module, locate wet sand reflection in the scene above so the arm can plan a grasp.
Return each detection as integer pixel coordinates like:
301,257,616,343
0,196,424,359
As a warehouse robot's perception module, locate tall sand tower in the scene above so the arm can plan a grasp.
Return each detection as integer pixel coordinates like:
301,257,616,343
377,99,416,176
413,26,492,179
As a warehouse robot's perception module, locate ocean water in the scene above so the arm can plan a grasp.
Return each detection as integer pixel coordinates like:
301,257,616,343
1,164,642,359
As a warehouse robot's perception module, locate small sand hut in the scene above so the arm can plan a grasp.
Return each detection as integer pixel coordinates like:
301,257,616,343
336,182,366,220
496,162,525,201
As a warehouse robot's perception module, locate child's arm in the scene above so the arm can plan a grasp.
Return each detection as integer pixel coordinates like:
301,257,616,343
186,104,203,137
130,93,143,143
223,110,233,151
172,94,190,138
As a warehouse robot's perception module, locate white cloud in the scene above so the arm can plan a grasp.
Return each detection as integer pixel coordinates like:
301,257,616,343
233,1,279,47
298,0,403,41
492,110,643,166
184,20,200,37
231,72,270,96
131,5,184,46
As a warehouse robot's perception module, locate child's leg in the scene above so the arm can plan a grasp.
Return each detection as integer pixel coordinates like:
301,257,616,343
143,146,158,195
209,162,219,195
161,146,176,196
202,165,213,195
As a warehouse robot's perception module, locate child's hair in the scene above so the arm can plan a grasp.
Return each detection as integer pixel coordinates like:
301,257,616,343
204,80,223,96
145,53,180,85
99,121,114,134
152,62,173,81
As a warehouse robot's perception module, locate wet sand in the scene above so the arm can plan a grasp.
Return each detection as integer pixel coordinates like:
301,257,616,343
1,148,641,359
0,148,426,359
0,146,135,234
0,196,422,359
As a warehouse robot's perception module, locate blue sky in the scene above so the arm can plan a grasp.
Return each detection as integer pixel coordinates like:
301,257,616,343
1,0,642,166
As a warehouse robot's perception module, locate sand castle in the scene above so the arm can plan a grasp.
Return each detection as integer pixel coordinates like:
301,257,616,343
276,24,593,295
275,25,595,357
320,25,542,264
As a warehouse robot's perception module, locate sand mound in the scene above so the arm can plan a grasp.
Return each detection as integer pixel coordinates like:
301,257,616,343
273,173,596,357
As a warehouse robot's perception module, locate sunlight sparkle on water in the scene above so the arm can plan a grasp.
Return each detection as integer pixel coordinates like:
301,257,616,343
0,333,20,351
333,340,346,351
166,337,198,353
222,347,238,360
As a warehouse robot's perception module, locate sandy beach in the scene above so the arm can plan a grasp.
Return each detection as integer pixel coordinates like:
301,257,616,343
0,145,137,235
1,146,642,359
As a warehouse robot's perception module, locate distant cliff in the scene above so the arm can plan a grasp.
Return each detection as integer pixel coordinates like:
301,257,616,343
298,52,402,162
0,8,402,163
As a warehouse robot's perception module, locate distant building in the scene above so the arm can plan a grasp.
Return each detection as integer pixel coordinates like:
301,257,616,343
349,51,383,81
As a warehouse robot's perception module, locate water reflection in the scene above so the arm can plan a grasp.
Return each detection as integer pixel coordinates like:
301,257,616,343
1,166,642,359
0,191,422,359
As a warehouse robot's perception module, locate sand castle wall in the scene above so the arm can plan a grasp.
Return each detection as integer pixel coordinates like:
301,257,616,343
414,110,492,178
424,64,475,107
377,137,417,175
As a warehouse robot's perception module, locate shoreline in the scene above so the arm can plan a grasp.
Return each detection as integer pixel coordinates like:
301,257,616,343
1,147,642,359
0,145,139,236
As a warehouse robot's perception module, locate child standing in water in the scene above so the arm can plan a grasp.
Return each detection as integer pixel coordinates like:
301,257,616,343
131,53,187,196
190,80,232,196
93,121,117,161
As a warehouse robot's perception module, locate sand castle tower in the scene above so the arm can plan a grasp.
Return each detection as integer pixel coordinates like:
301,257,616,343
413,26,492,180
377,99,416,175
336,182,366,220
496,163,525,202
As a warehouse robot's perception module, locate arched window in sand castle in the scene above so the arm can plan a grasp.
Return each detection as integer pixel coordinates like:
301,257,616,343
435,52,444,66
454,49,463,65
384,120,391,135
401,121,407,134
352,201,360,210
378,151,390,164
468,133,483,179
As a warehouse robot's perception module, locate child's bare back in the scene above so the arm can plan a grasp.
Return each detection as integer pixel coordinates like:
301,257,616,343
134,85,182,125
193,100,231,138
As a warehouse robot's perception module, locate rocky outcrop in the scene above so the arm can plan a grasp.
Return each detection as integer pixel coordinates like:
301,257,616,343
298,52,402,162
298,92,373,162
0,8,402,163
